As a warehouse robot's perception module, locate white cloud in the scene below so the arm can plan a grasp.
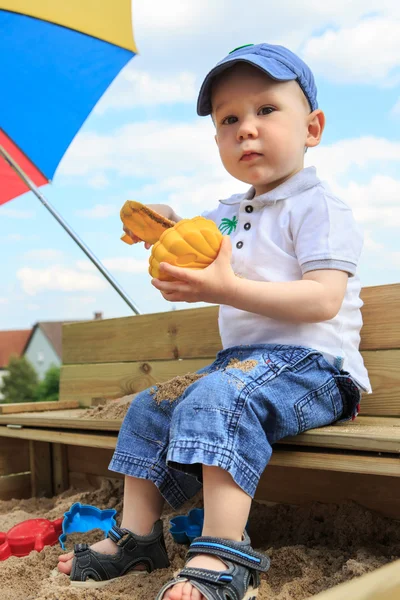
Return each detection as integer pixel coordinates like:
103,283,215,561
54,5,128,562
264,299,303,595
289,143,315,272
333,175,400,228
302,17,400,86
60,119,221,181
76,258,149,274
0,208,35,219
2,234,40,243
361,230,400,271
363,230,385,251
87,173,110,189
22,249,65,261
26,303,40,311
308,136,400,180
132,0,400,72
76,204,118,219
68,296,97,306
95,69,197,114
391,98,400,116
17,265,107,296
0,298,9,305
130,173,247,216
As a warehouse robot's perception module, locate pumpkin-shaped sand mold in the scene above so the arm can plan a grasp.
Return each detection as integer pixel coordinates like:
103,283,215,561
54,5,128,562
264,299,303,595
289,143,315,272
149,217,223,281
120,200,174,245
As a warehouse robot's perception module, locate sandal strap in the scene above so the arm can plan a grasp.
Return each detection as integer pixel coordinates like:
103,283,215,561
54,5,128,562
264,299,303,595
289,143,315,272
187,535,270,572
179,566,235,586
107,524,131,544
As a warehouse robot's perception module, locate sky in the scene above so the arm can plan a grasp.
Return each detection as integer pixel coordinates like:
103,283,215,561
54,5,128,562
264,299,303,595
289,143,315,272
1,0,400,330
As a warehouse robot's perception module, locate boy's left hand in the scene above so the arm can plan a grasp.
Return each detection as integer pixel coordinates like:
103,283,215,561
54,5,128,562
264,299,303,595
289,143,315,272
151,236,236,304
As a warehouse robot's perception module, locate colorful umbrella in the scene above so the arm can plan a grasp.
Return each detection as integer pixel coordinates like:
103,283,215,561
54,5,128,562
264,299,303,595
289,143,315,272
0,0,141,313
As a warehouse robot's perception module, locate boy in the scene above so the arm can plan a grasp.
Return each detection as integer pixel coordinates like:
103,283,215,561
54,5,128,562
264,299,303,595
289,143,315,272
59,43,370,600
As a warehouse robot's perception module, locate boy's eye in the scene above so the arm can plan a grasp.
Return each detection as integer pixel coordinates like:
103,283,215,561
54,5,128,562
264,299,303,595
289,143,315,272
221,115,238,125
258,106,274,115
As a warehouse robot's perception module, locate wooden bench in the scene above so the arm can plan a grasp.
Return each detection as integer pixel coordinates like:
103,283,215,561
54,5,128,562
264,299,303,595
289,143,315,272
0,283,399,520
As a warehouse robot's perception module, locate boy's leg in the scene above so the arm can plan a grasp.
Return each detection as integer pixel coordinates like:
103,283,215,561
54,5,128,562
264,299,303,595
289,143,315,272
162,465,252,600
58,475,165,574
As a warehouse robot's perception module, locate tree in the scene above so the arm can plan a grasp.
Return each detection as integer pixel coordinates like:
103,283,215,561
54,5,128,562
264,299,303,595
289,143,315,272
34,365,60,402
0,356,38,403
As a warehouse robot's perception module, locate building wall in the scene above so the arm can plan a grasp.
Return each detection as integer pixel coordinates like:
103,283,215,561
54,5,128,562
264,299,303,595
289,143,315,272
24,328,61,380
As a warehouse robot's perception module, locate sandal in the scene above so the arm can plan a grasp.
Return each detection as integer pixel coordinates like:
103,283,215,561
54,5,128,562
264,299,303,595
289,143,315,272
70,520,170,588
156,533,270,600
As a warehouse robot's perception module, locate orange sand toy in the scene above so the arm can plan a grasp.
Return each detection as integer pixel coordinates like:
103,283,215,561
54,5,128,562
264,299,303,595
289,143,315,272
120,200,174,245
149,217,223,281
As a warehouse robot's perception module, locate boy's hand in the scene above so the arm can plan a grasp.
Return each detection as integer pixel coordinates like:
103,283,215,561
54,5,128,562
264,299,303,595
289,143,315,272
151,236,237,305
122,204,182,248
122,226,152,249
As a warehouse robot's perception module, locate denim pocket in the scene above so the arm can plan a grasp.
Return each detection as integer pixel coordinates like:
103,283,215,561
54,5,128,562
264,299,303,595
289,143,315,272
295,378,343,434
334,372,362,421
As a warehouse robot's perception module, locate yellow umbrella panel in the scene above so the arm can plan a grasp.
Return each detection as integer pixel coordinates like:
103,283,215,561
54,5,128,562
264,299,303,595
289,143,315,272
0,0,137,52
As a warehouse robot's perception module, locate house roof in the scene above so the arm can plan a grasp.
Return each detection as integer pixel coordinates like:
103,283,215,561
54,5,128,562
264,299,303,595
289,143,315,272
0,329,32,369
24,322,66,359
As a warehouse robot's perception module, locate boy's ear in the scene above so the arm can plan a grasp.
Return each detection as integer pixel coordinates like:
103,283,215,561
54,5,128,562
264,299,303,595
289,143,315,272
214,133,219,147
306,109,325,149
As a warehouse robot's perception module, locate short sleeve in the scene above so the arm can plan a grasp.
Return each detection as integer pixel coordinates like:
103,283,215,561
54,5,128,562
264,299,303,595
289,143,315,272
201,207,220,225
290,190,363,276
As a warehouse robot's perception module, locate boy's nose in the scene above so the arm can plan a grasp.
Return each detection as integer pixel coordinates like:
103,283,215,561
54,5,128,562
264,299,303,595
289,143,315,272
237,118,258,141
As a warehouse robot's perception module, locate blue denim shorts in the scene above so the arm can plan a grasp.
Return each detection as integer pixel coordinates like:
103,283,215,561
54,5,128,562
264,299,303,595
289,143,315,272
109,344,361,508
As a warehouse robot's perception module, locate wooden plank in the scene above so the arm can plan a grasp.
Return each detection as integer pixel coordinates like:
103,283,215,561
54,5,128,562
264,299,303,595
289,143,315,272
270,449,400,477
1,411,400,453
69,472,122,490
67,446,115,478
0,426,399,477
62,306,221,365
0,426,117,449
0,473,31,501
361,350,400,416
0,410,121,431
52,443,69,495
59,358,210,406
29,441,53,498
0,400,79,414
256,466,400,520
0,438,30,476
282,416,400,453
61,285,400,367
58,348,400,413
307,557,400,599
360,284,400,350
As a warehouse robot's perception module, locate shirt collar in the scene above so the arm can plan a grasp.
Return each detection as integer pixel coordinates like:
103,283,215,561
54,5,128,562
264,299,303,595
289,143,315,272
219,167,320,206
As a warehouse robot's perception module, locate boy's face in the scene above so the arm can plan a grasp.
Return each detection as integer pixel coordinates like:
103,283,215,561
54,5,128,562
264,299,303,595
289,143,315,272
212,64,323,196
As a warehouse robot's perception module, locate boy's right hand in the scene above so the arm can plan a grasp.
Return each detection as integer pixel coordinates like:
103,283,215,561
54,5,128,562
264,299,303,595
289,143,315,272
121,204,181,248
122,226,152,249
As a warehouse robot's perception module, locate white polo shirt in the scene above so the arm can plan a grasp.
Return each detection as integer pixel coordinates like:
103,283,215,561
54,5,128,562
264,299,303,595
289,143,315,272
202,167,371,392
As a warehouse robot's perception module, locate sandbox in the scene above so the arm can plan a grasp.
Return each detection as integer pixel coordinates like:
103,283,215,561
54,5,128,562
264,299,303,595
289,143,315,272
0,478,399,600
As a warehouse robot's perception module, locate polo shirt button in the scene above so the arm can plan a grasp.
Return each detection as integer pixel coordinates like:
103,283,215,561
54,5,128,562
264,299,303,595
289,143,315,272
236,241,243,249
244,222,251,231
245,205,253,213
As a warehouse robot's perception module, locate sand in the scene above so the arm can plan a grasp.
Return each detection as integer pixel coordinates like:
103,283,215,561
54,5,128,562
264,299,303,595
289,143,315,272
83,395,134,420
150,373,205,403
0,479,399,600
84,362,258,417
226,358,258,372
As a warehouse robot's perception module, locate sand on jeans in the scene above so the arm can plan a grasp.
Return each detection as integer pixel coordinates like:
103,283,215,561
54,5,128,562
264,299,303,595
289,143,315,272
0,479,399,600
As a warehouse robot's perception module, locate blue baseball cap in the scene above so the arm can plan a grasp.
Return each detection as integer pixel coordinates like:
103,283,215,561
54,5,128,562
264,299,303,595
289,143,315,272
197,43,318,116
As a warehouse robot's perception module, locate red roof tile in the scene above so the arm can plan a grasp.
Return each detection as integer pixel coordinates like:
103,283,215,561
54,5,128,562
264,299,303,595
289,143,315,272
0,329,32,369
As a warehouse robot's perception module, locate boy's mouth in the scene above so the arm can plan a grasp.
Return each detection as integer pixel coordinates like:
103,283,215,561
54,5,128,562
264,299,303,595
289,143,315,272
240,150,262,162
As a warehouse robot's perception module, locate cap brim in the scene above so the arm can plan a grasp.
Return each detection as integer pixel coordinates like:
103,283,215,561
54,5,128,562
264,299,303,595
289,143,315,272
197,55,296,116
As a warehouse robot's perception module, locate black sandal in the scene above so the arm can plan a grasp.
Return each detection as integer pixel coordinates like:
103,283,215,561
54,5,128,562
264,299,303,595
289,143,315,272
156,533,270,600
70,520,170,588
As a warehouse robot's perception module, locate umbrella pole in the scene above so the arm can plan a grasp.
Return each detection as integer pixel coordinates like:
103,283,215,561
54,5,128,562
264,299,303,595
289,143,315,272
0,144,141,315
